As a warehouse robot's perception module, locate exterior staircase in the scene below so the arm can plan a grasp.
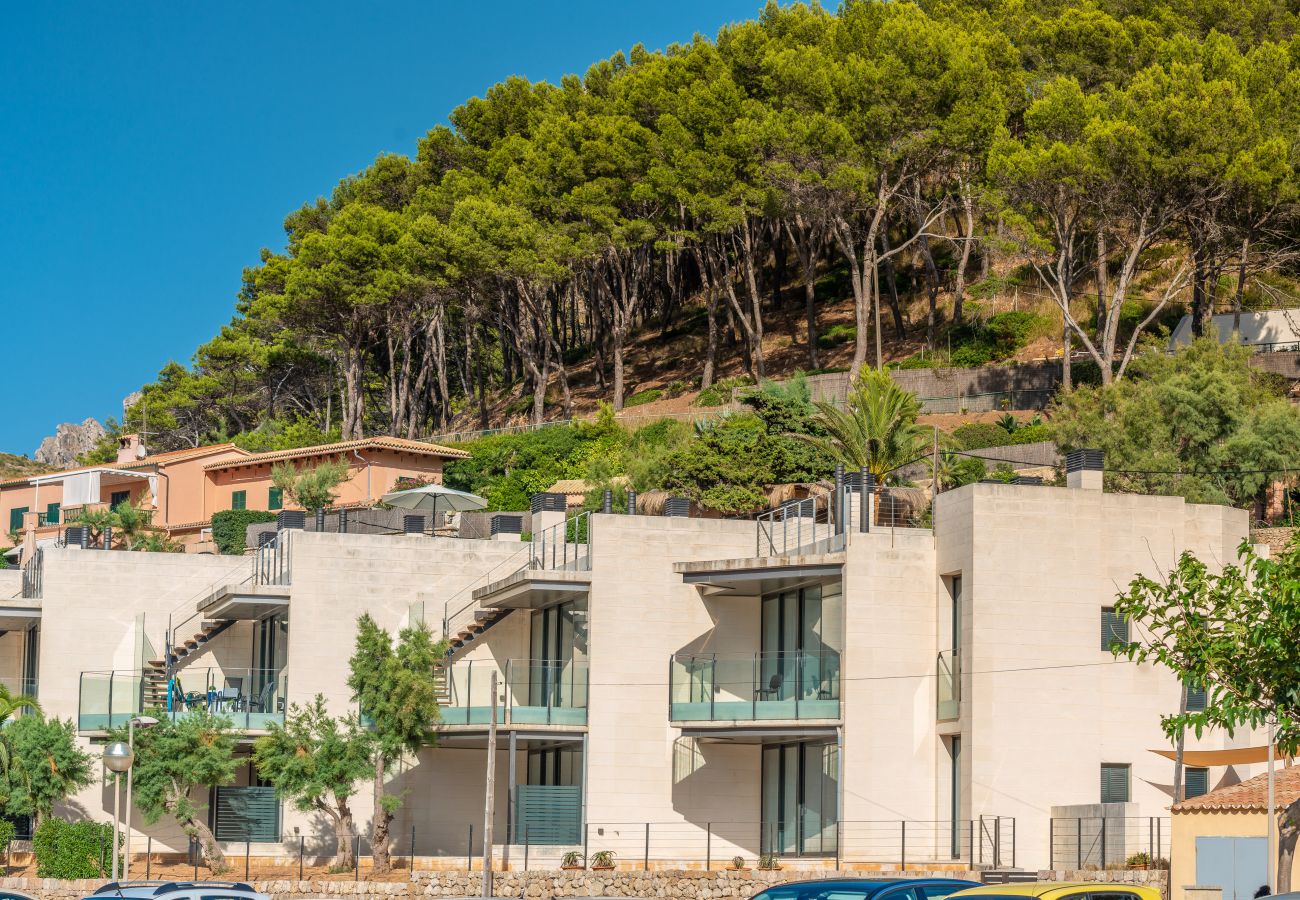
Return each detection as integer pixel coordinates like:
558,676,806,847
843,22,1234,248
143,618,236,708
445,607,513,656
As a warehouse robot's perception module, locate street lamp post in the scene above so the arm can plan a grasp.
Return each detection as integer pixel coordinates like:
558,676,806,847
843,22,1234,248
124,716,159,879
103,741,134,880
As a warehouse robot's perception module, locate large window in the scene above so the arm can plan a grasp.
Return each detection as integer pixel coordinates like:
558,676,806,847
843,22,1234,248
1101,607,1129,650
109,490,130,508
231,490,247,511
268,487,283,511
1101,763,1131,803
762,740,839,856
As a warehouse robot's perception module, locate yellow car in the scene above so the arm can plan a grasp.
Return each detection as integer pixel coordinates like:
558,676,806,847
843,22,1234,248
948,883,1162,900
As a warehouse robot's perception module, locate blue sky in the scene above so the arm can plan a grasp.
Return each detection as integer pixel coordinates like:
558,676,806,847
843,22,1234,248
0,0,765,456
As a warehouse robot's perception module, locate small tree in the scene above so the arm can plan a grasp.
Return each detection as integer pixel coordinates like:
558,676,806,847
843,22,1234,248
1115,538,1300,888
348,615,444,873
116,710,238,872
253,695,375,869
271,457,351,512
1,716,94,826
795,369,931,486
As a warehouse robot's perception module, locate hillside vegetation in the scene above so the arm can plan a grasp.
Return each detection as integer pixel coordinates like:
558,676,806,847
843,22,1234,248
0,453,53,482
105,0,1299,454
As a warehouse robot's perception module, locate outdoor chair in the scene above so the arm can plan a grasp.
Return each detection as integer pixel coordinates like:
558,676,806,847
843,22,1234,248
248,681,276,713
754,671,784,701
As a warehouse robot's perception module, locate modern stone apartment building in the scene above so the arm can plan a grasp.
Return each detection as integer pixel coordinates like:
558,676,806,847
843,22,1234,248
0,452,1266,871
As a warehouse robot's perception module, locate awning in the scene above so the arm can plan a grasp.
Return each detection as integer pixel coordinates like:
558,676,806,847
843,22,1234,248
1149,747,1295,766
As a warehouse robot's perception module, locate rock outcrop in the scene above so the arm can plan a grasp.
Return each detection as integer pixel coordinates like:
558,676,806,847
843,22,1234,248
34,417,106,468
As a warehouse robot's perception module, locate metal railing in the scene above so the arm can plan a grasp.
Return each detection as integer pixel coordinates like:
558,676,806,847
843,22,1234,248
410,817,1010,869
440,658,589,726
1049,816,1169,869
529,511,591,571
21,548,42,598
252,530,292,585
78,667,287,732
669,650,841,722
756,493,841,556
937,649,960,720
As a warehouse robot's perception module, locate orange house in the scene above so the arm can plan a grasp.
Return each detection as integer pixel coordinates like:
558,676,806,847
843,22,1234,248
0,434,468,553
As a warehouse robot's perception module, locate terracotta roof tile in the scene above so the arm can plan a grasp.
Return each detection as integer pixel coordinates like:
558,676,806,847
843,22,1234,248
202,436,469,470
1173,763,1300,812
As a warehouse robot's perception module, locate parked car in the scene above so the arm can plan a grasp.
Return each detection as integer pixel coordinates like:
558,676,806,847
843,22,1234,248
753,877,982,900
0,891,37,900
87,883,269,900
947,882,1162,900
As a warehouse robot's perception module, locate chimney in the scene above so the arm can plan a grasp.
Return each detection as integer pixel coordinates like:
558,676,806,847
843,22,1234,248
1065,449,1105,491
116,433,144,464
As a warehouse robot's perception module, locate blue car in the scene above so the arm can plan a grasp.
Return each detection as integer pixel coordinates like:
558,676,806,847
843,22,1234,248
753,878,982,900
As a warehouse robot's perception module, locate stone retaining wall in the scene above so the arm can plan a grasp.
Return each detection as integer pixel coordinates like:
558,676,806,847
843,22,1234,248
0,868,1170,900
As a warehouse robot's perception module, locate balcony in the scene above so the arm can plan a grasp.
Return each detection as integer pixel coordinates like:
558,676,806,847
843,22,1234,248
439,658,588,727
669,651,841,723
937,649,960,720
78,667,287,733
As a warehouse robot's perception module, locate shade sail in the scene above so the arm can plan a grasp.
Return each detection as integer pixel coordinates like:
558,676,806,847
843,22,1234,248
1148,746,1293,766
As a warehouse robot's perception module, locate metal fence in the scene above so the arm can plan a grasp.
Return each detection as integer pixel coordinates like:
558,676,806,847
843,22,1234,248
1049,816,1170,870
529,511,591,571
756,493,841,556
252,530,292,586
20,547,42,598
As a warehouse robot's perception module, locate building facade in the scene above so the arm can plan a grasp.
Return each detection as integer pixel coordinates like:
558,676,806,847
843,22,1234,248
0,435,466,555
0,455,1266,871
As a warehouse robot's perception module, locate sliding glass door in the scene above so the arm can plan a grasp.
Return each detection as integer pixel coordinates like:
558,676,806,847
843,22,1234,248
761,741,839,856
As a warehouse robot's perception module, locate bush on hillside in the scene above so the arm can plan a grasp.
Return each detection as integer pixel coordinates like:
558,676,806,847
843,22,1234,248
211,509,278,555
694,376,753,407
950,422,1012,450
947,310,1051,367
33,818,114,879
817,323,856,349
624,388,663,408
1006,423,1053,444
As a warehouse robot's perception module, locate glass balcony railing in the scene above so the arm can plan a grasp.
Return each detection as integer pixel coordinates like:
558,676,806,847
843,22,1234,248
937,649,960,720
0,676,39,719
440,658,588,726
669,650,841,722
78,668,286,732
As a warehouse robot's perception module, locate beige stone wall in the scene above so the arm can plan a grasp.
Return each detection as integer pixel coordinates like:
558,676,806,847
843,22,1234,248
934,482,1261,871
0,868,1171,900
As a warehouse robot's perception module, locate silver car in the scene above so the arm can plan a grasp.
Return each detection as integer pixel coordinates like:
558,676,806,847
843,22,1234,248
88,883,270,900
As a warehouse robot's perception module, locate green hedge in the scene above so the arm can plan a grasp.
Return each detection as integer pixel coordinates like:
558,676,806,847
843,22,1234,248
33,817,115,879
211,509,278,555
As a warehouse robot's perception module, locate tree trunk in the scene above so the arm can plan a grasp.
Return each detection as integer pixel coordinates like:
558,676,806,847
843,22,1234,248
1280,795,1300,893
1172,682,1188,806
951,184,975,326
1095,229,1109,340
372,762,393,873
1233,235,1250,336
177,809,226,873
325,800,357,869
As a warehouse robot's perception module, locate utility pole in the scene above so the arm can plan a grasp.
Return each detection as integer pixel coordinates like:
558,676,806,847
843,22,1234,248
482,671,498,898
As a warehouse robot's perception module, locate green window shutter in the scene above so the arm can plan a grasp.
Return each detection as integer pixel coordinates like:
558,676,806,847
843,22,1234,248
1100,764,1130,803
268,487,282,511
211,786,280,842
8,507,28,532
46,503,60,525
1186,679,1208,712
1185,767,1209,799
1101,607,1129,651
231,491,247,511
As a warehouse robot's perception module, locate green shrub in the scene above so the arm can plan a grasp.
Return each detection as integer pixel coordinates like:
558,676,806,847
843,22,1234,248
985,311,1049,350
951,422,1013,450
694,376,754,407
817,323,856,349
1006,423,1053,444
893,351,949,370
33,817,115,878
0,818,14,856
624,388,663,408
211,509,278,555
950,341,997,367
664,380,689,397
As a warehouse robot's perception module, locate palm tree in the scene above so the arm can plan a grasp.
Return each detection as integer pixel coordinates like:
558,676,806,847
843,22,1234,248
795,369,931,484
0,682,39,725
